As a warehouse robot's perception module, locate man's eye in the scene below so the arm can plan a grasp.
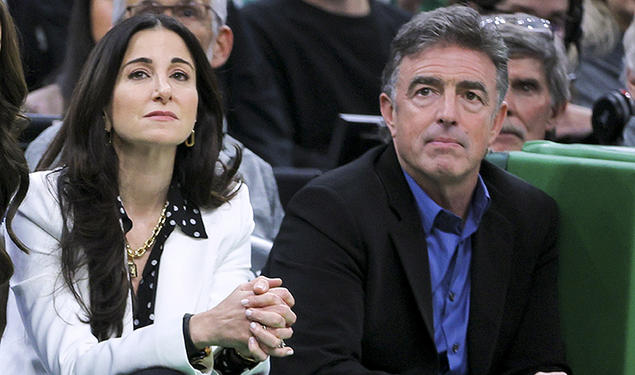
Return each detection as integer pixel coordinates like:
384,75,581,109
417,87,432,96
465,91,481,101
177,6,199,18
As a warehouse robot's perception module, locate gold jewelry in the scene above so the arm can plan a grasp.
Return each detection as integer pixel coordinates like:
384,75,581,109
234,348,258,363
185,129,195,147
126,202,169,278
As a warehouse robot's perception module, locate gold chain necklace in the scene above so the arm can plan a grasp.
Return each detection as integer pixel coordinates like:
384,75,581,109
126,202,169,278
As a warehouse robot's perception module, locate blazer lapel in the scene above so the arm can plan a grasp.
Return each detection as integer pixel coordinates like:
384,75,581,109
375,145,435,341
468,197,514,374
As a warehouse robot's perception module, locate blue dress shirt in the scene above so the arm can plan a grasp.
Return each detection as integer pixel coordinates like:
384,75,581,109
404,171,491,375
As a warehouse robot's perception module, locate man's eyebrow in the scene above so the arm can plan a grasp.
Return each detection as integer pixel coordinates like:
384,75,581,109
407,76,442,95
171,57,194,69
457,80,489,103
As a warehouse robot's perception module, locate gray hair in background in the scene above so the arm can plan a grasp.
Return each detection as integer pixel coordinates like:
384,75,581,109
112,0,226,34
624,16,635,72
381,5,509,108
497,13,570,112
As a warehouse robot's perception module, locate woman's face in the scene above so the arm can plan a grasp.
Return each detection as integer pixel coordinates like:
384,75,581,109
109,27,198,150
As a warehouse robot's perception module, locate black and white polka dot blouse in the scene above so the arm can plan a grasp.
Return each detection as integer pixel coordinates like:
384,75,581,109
116,184,208,329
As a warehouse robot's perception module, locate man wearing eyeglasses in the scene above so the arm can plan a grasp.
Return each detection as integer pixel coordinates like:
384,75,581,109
263,5,569,375
487,14,570,151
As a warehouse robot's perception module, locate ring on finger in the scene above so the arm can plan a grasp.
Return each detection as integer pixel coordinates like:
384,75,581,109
278,339,286,348
262,325,267,331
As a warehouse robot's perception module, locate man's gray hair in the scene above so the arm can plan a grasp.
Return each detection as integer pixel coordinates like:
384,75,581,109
112,0,226,32
497,13,570,112
624,16,635,72
381,5,509,107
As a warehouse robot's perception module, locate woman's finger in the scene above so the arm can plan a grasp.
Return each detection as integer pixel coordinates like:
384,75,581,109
245,305,297,327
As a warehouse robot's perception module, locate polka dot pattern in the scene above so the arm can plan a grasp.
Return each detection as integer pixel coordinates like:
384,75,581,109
115,184,207,331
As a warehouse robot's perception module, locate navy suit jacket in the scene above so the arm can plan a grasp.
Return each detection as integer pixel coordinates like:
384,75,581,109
264,144,569,374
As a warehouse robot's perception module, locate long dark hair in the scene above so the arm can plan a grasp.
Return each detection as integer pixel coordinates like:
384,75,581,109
53,14,239,340
57,0,97,109
0,1,29,334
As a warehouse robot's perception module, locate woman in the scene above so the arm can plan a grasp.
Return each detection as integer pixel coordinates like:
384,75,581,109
0,0,29,335
1,14,294,374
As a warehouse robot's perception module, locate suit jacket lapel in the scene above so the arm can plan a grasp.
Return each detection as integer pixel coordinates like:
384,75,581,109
468,171,514,374
374,145,435,341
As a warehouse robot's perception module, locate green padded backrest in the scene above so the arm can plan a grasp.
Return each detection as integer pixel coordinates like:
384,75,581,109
506,141,635,375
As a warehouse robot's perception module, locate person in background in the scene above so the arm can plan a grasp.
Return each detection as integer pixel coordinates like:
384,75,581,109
263,6,569,374
6,0,73,91
240,0,411,168
454,0,593,141
620,15,635,147
26,0,284,260
573,0,635,108
0,14,295,374
0,0,29,337
487,13,570,151
25,0,113,115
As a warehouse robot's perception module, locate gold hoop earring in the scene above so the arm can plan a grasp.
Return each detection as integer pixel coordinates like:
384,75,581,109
185,129,195,147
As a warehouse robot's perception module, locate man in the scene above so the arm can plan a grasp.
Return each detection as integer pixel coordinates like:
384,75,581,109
240,0,410,168
26,0,284,269
488,13,569,151
263,6,569,374
621,15,635,146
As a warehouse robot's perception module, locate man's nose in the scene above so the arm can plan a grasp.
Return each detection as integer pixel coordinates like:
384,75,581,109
438,92,458,126
504,90,515,117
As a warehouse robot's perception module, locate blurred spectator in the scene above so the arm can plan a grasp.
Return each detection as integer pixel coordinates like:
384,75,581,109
621,15,635,146
241,0,411,168
573,0,635,108
486,13,570,151
24,0,112,115
216,0,293,167
7,0,74,90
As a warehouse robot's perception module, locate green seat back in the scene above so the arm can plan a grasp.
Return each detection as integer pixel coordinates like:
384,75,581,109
488,141,635,375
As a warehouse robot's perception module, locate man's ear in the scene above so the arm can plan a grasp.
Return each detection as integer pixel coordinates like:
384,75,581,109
209,25,234,68
380,93,397,138
546,101,567,132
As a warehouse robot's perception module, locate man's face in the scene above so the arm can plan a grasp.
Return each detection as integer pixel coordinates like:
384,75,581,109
491,56,554,151
125,0,215,51
380,45,505,187
493,0,568,40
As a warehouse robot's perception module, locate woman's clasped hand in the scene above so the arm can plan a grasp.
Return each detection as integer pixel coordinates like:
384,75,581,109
190,276,296,361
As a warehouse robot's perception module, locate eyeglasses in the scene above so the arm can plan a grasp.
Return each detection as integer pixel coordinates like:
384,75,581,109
126,1,213,26
480,14,554,40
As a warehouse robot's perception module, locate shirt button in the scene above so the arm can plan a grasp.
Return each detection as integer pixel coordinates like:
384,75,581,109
448,291,455,302
452,344,459,353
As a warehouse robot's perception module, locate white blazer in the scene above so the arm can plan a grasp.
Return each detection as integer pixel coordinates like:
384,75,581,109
0,170,267,375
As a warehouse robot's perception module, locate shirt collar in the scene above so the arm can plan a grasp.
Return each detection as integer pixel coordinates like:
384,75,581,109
403,170,491,238
116,182,208,239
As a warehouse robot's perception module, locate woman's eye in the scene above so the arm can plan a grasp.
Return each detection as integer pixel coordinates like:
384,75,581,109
172,71,189,81
128,70,149,80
